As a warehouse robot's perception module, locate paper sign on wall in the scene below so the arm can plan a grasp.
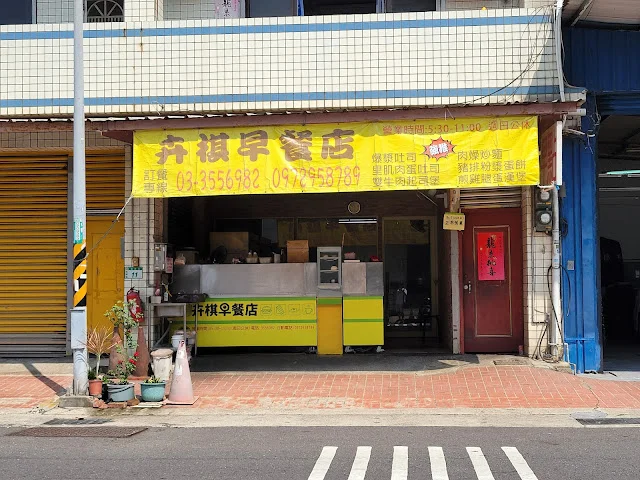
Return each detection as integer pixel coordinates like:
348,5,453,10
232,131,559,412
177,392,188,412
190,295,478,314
443,212,465,230
477,232,505,281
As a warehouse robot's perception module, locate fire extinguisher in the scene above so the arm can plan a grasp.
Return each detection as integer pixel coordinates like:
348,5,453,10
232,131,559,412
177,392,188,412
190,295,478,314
127,288,144,323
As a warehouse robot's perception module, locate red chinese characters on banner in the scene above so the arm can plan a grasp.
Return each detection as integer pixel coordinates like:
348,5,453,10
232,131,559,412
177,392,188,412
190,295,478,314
477,232,505,281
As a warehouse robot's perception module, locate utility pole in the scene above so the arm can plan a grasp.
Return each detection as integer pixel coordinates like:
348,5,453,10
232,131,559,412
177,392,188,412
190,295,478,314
71,0,88,396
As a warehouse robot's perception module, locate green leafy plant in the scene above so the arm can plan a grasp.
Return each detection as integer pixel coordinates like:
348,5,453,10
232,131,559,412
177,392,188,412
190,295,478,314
88,369,97,381
104,300,142,383
104,300,141,350
144,375,164,384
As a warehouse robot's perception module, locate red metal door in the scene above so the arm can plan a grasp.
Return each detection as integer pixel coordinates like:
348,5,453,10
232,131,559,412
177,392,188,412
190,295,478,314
462,208,523,353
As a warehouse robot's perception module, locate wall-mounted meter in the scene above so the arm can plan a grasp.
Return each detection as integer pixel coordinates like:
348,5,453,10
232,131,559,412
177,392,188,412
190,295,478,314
534,189,552,234
154,243,167,272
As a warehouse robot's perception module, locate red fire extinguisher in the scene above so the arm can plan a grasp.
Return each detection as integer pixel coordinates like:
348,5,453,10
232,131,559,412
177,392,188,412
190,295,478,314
127,288,144,323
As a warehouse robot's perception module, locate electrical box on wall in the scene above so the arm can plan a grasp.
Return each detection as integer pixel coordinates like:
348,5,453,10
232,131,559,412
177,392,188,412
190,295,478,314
534,189,552,234
154,243,167,272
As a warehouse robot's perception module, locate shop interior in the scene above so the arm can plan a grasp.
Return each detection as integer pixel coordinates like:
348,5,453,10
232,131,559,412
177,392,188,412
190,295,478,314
167,191,447,353
597,115,640,377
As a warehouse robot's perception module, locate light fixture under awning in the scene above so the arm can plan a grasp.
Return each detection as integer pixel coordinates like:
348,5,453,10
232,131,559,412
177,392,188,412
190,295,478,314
338,218,377,224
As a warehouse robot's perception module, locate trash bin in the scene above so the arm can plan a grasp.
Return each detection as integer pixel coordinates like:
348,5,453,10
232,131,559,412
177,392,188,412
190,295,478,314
150,348,173,382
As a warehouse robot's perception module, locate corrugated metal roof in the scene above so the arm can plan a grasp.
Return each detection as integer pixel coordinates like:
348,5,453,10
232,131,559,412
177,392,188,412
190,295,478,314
563,28,640,93
563,0,640,26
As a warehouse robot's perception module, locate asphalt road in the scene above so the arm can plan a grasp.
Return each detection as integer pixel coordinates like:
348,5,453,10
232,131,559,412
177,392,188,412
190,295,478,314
0,426,638,479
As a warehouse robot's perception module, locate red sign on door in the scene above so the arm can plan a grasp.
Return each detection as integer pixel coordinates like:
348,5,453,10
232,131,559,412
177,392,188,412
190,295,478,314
477,232,505,281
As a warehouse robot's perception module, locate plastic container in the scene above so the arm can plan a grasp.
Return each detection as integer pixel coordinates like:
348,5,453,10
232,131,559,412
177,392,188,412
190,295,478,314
107,383,135,402
140,382,167,402
171,333,184,350
151,348,173,382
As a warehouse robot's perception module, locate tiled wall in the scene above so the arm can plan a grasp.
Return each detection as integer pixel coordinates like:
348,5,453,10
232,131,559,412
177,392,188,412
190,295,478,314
522,186,553,358
124,146,166,345
0,130,121,148
1,7,575,118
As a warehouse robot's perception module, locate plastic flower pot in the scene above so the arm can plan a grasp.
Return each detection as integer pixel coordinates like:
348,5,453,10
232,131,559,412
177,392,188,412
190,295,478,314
140,382,166,402
107,383,135,402
88,379,103,397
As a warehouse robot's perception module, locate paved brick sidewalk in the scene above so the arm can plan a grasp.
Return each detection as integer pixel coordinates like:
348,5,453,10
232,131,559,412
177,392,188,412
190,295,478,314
190,366,640,409
1,366,640,411
0,375,70,409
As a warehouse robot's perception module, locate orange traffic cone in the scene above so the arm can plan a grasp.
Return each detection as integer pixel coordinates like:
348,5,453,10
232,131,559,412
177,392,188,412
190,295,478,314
167,340,195,404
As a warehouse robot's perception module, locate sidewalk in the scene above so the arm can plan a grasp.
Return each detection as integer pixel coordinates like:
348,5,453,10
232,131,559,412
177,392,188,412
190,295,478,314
1,355,640,413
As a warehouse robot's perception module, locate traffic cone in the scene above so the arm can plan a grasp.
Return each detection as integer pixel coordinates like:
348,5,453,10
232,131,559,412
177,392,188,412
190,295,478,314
167,340,195,404
108,329,124,373
133,326,150,377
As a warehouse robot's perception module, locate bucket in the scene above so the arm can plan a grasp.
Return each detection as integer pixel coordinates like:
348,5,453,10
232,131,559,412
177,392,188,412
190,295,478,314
171,334,184,350
106,383,135,402
151,348,173,382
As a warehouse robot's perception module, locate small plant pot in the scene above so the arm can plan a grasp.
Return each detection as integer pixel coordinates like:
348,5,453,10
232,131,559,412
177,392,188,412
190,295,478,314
140,382,166,402
88,379,103,397
107,383,135,402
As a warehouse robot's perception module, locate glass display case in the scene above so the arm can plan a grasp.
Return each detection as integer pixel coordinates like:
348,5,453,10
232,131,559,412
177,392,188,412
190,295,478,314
317,246,342,289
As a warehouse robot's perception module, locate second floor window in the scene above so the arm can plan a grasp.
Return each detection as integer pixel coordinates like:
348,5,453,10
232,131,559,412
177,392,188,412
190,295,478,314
85,0,125,22
0,0,33,25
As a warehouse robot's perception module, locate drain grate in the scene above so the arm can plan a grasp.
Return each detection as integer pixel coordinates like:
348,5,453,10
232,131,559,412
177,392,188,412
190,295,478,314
10,427,147,438
44,418,112,426
493,358,530,366
576,418,640,426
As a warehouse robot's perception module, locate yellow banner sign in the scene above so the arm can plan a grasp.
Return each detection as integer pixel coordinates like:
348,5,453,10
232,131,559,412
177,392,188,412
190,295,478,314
133,116,539,197
186,298,317,347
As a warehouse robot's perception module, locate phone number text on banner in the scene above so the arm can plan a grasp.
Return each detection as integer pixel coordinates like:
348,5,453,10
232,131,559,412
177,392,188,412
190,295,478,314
132,116,539,197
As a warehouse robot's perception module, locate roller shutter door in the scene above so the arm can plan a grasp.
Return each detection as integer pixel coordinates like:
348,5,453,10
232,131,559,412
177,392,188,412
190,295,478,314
460,187,522,209
0,155,69,357
87,153,126,212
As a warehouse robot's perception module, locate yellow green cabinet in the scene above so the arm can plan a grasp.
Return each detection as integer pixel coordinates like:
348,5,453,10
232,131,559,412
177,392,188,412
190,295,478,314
317,297,343,355
343,297,384,346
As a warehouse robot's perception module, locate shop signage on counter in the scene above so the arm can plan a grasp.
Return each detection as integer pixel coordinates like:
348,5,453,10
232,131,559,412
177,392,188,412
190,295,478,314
187,297,317,347
132,116,540,197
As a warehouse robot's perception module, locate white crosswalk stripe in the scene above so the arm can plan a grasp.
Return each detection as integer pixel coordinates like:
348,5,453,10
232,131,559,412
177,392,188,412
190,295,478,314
308,446,338,480
347,446,372,480
466,447,496,480
502,447,540,480
391,446,409,480
308,445,539,479
428,446,449,480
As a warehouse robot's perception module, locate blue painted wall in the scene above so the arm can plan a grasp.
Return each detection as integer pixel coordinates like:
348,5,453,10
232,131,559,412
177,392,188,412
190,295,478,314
561,27,640,372
561,97,602,373
564,28,640,95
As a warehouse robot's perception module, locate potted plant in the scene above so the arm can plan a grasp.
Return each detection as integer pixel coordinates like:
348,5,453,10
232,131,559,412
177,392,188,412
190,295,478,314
140,376,167,402
84,325,117,397
104,300,142,402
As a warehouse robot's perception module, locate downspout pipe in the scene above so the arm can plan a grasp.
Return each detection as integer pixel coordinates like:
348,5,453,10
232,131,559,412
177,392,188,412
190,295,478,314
554,0,566,103
551,186,562,359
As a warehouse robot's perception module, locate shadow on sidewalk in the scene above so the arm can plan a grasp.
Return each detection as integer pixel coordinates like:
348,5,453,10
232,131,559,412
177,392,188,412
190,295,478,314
20,363,68,396
191,351,481,373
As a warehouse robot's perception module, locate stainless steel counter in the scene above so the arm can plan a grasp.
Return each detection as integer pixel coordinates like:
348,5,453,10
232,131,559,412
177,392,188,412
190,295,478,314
171,262,383,298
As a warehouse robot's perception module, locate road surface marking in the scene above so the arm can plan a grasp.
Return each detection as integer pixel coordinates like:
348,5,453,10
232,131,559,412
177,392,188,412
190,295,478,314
347,446,372,480
391,446,409,480
308,446,337,480
466,447,496,480
502,447,539,480
428,446,449,480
